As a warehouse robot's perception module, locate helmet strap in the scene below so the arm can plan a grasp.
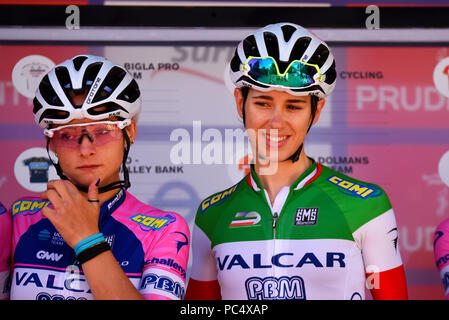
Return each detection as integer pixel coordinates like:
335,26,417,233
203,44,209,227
240,86,250,126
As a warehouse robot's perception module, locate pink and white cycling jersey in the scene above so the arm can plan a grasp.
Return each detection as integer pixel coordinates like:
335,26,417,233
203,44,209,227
434,218,449,299
9,189,189,300
0,202,11,300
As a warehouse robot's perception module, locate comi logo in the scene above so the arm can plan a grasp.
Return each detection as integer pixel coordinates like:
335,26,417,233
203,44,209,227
11,200,50,217
130,214,174,231
200,183,239,213
327,176,382,199
230,211,261,227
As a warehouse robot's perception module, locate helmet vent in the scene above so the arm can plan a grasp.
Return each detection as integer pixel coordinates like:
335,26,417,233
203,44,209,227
55,66,74,104
242,35,260,58
39,75,64,107
281,24,297,42
117,79,140,103
324,61,337,84
82,62,103,90
33,97,43,114
230,50,241,72
87,102,129,116
308,44,330,67
289,37,312,62
91,66,127,104
39,109,70,123
263,32,280,61
72,56,88,71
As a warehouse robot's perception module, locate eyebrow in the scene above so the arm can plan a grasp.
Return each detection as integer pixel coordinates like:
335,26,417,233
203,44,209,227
252,95,308,103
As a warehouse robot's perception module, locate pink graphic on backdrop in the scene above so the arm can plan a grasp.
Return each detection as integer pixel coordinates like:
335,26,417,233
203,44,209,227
346,47,449,128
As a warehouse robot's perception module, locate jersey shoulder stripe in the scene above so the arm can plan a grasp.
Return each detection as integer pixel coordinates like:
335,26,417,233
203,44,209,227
195,180,246,237
314,164,392,232
10,197,50,218
199,181,242,214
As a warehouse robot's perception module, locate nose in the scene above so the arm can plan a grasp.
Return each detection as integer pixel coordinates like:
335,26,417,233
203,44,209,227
78,133,96,156
269,106,284,129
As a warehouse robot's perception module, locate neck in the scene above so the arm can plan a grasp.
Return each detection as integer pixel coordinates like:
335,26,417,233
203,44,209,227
78,174,124,207
254,151,312,205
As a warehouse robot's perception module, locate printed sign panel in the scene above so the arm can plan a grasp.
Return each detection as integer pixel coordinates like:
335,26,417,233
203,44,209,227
1,40,449,299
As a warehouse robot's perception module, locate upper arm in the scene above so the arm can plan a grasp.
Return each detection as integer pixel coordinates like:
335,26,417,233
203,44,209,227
353,209,408,300
139,213,190,300
434,220,449,299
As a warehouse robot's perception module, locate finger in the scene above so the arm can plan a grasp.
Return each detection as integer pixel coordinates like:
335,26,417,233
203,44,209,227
61,179,82,194
47,180,71,200
41,206,56,220
41,190,48,201
87,178,100,206
46,189,65,210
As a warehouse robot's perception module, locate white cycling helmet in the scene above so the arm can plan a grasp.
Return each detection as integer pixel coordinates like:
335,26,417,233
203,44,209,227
33,54,141,129
229,22,336,99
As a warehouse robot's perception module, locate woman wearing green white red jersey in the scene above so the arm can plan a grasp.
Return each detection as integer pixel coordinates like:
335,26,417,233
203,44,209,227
185,23,408,300
10,55,189,300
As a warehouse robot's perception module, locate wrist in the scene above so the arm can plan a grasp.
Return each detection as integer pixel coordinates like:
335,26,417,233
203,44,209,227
74,233,105,256
76,241,111,264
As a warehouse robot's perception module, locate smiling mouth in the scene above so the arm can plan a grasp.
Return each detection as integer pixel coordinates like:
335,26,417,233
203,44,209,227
266,135,288,142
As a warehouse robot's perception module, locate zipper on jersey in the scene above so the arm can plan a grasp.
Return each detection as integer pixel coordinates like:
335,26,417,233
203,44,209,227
272,211,278,238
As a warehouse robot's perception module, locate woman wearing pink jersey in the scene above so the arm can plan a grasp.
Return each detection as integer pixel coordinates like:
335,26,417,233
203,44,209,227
0,201,11,299
434,219,449,299
9,55,189,300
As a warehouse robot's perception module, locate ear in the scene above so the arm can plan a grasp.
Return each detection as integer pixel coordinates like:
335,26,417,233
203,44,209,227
312,98,326,125
234,88,244,119
125,120,137,144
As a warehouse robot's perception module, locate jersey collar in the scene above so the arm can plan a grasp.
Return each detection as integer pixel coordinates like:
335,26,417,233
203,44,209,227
246,157,322,193
98,188,127,228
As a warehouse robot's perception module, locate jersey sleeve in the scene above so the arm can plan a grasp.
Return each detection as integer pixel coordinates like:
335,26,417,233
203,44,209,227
138,212,190,300
434,218,449,299
185,223,221,300
0,202,11,300
353,208,408,299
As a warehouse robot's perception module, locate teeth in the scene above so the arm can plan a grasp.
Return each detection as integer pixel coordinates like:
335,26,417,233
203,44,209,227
267,135,287,142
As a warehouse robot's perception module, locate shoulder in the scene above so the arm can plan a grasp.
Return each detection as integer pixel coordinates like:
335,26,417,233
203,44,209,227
122,191,189,233
434,218,449,270
194,178,246,229
196,178,246,216
436,218,449,234
0,202,7,217
435,218,449,249
0,202,10,234
9,196,51,219
314,164,392,229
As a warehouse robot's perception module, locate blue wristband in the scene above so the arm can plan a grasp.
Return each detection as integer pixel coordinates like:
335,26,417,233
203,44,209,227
76,236,106,256
74,233,104,256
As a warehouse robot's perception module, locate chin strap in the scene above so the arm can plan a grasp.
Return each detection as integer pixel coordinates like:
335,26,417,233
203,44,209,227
46,129,131,194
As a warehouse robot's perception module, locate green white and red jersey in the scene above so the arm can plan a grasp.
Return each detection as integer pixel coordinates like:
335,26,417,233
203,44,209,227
186,159,408,300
